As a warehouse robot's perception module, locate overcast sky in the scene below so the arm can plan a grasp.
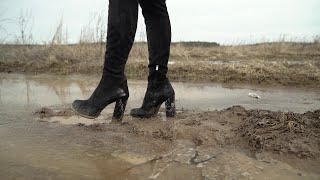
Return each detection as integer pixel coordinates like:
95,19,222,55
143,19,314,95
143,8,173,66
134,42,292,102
1,0,319,44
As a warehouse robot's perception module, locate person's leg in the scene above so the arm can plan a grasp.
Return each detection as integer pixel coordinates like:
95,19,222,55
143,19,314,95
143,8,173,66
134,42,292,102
130,0,176,118
72,0,138,120
139,0,171,79
104,0,139,81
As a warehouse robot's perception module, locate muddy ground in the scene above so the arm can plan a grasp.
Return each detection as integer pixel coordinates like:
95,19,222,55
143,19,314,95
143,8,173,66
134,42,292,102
29,104,320,179
1,73,320,179
35,105,320,159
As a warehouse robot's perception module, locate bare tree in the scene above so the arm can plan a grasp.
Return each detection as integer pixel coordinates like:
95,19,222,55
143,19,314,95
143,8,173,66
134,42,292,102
16,9,33,44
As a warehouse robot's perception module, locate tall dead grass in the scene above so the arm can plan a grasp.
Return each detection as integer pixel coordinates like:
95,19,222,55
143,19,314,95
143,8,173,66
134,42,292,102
0,41,319,87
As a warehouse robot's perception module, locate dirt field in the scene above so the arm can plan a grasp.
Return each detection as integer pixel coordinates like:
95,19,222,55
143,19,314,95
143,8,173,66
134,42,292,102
1,42,320,87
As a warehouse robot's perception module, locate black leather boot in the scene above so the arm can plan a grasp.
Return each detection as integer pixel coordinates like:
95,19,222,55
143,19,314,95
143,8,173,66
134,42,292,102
72,77,129,120
130,73,176,118
130,0,175,118
71,0,138,120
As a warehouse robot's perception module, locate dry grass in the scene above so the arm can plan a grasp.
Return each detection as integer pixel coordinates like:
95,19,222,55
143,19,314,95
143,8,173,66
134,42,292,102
0,42,320,87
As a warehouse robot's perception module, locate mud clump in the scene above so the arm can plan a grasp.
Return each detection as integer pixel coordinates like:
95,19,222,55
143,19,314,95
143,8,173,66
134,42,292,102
126,111,238,148
236,108,320,158
34,106,75,119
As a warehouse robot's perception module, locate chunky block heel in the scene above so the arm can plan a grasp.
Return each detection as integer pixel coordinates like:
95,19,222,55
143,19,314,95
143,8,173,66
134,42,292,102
165,95,176,117
112,97,128,121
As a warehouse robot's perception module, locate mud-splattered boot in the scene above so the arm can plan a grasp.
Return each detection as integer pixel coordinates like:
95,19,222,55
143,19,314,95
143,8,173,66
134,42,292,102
130,72,176,118
71,0,138,121
71,77,129,120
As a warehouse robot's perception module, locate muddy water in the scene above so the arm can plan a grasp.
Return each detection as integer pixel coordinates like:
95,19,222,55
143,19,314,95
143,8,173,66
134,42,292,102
0,73,319,113
1,73,320,179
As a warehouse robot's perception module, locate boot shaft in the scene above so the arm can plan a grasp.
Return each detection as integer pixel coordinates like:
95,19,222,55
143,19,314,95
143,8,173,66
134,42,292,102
103,0,139,79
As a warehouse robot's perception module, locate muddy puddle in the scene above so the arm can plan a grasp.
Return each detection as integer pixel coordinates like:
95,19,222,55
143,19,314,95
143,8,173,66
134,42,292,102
0,73,319,113
1,73,320,179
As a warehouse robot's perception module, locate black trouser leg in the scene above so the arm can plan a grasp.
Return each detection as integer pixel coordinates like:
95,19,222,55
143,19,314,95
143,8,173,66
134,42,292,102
139,0,171,80
104,0,139,80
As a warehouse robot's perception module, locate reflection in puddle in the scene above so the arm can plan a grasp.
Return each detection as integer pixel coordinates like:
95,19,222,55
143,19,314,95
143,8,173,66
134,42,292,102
0,73,319,113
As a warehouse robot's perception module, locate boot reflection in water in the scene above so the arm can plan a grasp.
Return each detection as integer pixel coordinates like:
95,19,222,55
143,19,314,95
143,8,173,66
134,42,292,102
71,0,176,120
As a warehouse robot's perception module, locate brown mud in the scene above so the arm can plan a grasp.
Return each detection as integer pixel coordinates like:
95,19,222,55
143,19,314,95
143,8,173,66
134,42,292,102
28,104,320,179
1,106,320,179
34,105,320,159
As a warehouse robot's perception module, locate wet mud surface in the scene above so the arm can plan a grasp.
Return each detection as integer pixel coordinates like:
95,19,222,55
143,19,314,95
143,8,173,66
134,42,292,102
26,104,320,179
34,105,320,159
1,73,320,179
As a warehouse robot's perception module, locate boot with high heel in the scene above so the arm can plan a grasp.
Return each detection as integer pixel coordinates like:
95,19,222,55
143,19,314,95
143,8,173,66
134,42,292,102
130,0,175,118
130,74,176,118
71,77,129,120
71,0,139,121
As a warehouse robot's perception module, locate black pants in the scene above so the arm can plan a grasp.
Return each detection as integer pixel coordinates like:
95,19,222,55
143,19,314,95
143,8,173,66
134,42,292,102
104,0,171,81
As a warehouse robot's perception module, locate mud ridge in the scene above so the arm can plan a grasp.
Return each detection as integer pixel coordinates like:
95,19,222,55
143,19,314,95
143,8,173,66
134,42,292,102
34,105,320,158
124,106,320,158
235,107,320,157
